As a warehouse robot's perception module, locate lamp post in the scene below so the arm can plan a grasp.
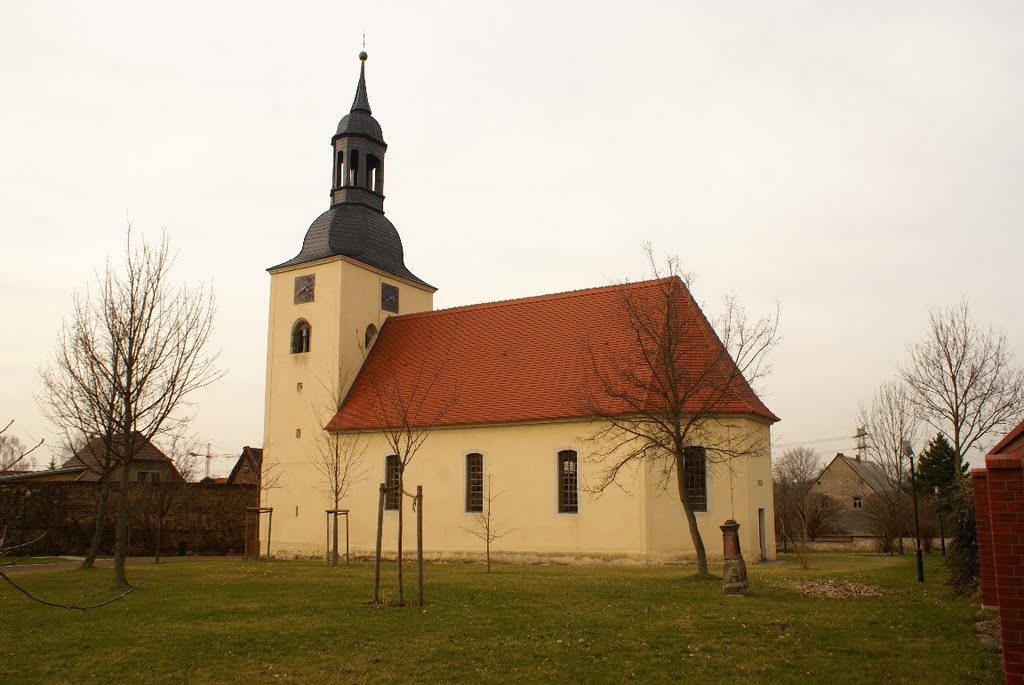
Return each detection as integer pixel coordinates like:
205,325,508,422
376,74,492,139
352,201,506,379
905,441,924,583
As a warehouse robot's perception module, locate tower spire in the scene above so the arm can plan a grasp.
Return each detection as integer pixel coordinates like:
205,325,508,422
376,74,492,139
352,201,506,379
351,51,371,114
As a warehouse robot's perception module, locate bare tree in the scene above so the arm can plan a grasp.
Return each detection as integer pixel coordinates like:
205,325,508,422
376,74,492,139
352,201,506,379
359,330,458,605
584,247,780,576
463,474,512,572
772,446,821,552
858,380,919,554
0,421,43,472
900,300,1024,467
311,372,369,565
144,432,199,563
37,227,222,586
38,288,124,569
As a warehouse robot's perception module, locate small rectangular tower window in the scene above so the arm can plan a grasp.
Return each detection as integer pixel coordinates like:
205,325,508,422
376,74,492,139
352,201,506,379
466,453,484,513
558,450,578,514
853,496,863,509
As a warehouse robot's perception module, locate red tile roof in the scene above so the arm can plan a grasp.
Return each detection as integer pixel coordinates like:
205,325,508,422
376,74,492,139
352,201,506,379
988,419,1024,457
327,277,779,432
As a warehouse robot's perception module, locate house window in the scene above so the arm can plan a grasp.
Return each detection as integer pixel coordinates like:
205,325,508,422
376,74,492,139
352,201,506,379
558,450,578,514
684,446,707,512
466,453,484,513
384,455,400,511
291,320,311,354
853,496,862,509
137,471,160,484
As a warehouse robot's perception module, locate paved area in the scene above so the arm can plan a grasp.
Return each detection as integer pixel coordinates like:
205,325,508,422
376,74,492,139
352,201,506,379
1,555,236,574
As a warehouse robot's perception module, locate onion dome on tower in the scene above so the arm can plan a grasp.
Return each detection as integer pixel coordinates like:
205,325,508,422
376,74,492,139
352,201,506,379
271,51,432,289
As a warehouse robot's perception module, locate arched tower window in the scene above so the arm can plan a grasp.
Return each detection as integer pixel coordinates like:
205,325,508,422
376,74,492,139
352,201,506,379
366,153,382,192
348,149,360,187
291,319,311,354
335,151,344,188
364,323,378,349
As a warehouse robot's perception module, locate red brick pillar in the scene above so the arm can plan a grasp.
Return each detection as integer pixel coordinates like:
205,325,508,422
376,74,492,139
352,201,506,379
973,468,998,608
985,455,1024,683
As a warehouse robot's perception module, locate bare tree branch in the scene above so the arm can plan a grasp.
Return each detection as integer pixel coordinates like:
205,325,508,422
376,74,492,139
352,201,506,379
582,245,779,576
900,300,1024,464
36,225,223,586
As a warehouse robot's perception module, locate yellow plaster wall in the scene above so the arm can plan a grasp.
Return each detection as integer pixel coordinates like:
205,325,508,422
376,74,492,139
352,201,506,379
262,256,433,550
263,416,776,565
644,417,776,563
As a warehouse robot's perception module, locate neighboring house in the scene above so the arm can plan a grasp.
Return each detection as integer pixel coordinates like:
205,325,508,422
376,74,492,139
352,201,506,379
61,433,183,484
226,446,263,486
261,53,779,563
811,452,890,536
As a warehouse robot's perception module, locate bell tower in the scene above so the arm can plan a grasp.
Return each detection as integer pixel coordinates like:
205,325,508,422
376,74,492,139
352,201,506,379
261,52,435,556
330,51,386,211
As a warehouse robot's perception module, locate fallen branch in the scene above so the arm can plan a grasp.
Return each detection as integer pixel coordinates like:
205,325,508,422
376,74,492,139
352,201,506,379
0,570,143,610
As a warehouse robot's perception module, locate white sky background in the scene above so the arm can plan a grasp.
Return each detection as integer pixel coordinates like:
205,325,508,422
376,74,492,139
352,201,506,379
1,1,1021,475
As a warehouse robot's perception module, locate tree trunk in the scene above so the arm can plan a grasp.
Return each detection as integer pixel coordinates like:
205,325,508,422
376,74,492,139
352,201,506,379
82,473,111,569
676,452,708,576
332,495,339,567
155,509,163,564
397,469,404,606
113,462,131,587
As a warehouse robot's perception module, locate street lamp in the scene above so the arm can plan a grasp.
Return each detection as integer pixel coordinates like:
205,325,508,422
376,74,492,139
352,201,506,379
905,440,924,583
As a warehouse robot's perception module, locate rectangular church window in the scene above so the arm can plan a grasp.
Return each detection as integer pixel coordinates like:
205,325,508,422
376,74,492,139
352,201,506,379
385,455,400,511
558,450,578,514
684,446,707,512
466,453,484,513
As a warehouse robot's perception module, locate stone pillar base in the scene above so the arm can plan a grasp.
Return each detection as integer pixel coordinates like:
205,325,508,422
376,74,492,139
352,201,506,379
720,519,749,596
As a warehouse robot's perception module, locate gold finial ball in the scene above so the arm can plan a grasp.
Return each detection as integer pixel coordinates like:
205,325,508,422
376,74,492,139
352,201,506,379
359,51,368,61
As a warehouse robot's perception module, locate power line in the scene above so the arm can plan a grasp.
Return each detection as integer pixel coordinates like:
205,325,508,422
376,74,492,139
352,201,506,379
773,433,859,449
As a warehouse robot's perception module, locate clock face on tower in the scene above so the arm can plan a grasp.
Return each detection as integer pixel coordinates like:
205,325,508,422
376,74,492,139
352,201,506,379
381,283,399,313
293,274,315,304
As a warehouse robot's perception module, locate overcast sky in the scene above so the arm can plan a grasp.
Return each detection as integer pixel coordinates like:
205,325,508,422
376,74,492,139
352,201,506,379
2,1,1021,475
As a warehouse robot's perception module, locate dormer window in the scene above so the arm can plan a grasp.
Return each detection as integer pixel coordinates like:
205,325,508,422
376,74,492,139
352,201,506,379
291,319,311,354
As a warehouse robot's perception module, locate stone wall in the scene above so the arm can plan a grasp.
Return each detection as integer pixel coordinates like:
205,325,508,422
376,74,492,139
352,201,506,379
0,481,258,557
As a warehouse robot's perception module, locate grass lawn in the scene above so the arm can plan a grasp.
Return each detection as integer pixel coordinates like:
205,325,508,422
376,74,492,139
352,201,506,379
0,552,1001,684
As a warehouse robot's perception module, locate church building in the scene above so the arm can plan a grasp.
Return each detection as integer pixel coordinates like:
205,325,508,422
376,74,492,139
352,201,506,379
263,53,778,563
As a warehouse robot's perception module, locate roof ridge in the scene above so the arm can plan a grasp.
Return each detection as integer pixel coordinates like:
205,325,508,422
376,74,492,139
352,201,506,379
391,277,679,321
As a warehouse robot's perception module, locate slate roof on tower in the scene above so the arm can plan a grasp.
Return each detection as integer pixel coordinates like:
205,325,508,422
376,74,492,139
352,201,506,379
327,278,779,432
270,52,432,290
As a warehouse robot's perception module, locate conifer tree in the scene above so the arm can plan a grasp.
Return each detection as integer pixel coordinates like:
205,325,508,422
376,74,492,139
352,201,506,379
916,433,967,498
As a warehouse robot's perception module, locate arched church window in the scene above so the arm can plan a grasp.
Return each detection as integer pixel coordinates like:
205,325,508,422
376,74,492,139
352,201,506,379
348,149,360,187
291,319,311,354
335,151,344,188
364,323,378,349
384,455,400,510
683,446,707,512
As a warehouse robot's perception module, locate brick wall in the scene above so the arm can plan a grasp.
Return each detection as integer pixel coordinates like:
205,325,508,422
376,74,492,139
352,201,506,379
973,455,1024,683
973,469,998,608
0,481,257,556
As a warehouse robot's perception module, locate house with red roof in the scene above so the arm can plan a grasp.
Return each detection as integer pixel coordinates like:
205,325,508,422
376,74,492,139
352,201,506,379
260,53,778,563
